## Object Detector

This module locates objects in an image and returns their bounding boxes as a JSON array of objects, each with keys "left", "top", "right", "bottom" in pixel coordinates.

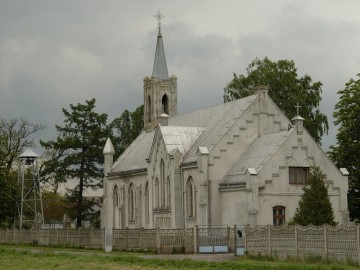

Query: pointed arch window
[
  {"left": 160, "top": 159, "right": 165, "bottom": 207},
  {"left": 129, "top": 184, "right": 136, "bottom": 221},
  {"left": 166, "top": 176, "right": 171, "bottom": 207},
  {"left": 113, "top": 186, "right": 119, "bottom": 208},
  {"left": 147, "top": 95, "right": 152, "bottom": 123},
  {"left": 186, "top": 176, "right": 197, "bottom": 218},
  {"left": 162, "top": 94, "right": 169, "bottom": 115},
  {"left": 154, "top": 178, "right": 160, "bottom": 208},
  {"left": 145, "top": 182, "right": 149, "bottom": 221}
]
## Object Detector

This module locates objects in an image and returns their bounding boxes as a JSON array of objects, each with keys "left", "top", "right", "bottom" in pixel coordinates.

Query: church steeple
[{"left": 143, "top": 11, "right": 177, "bottom": 132}]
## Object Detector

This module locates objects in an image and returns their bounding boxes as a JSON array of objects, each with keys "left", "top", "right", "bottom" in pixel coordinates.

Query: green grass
[{"left": 0, "top": 246, "right": 358, "bottom": 270}]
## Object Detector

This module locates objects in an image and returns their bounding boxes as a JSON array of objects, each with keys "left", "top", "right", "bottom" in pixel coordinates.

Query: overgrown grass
[{"left": 0, "top": 246, "right": 358, "bottom": 270}]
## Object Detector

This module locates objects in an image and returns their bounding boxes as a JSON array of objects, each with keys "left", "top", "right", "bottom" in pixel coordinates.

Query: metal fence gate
[{"left": 197, "top": 225, "right": 229, "bottom": 253}]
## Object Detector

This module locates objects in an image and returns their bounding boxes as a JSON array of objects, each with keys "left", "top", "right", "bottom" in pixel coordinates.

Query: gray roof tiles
[
  {"left": 222, "top": 129, "right": 293, "bottom": 184},
  {"left": 111, "top": 95, "right": 257, "bottom": 174}
]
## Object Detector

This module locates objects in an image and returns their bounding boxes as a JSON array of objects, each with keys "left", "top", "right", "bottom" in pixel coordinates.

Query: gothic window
[
  {"left": 186, "top": 176, "right": 196, "bottom": 218},
  {"left": 129, "top": 183, "right": 136, "bottom": 221},
  {"left": 289, "top": 167, "right": 309, "bottom": 184},
  {"left": 166, "top": 176, "right": 171, "bottom": 207},
  {"left": 145, "top": 182, "right": 149, "bottom": 221},
  {"left": 273, "top": 205, "right": 286, "bottom": 226},
  {"left": 147, "top": 95, "right": 152, "bottom": 123},
  {"left": 113, "top": 186, "right": 119, "bottom": 207},
  {"left": 160, "top": 159, "right": 165, "bottom": 207},
  {"left": 154, "top": 178, "right": 160, "bottom": 208},
  {"left": 162, "top": 94, "right": 169, "bottom": 115}
]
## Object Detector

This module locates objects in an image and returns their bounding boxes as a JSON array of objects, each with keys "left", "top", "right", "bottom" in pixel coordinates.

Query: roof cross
[
  {"left": 295, "top": 102, "right": 301, "bottom": 116},
  {"left": 154, "top": 10, "right": 164, "bottom": 34}
]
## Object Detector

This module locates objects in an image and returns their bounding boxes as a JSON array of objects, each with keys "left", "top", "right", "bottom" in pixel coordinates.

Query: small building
[{"left": 101, "top": 26, "right": 349, "bottom": 230}]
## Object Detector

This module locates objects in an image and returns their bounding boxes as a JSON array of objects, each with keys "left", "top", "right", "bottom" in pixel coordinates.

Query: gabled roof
[
  {"left": 221, "top": 129, "right": 294, "bottom": 185},
  {"left": 111, "top": 131, "right": 154, "bottom": 174},
  {"left": 160, "top": 126, "right": 205, "bottom": 155},
  {"left": 111, "top": 94, "right": 257, "bottom": 174}
]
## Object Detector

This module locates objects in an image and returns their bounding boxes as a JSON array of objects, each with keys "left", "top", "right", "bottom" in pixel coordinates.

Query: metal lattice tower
[{"left": 18, "top": 148, "right": 44, "bottom": 229}]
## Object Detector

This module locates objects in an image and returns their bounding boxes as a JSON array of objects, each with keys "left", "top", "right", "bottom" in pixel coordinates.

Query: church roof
[
  {"left": 221, "top": 129, "right": 294, "bottom": 184},
  {"left": 110, "top": 94, "right": 257, "bottom": 174},
  {"left": 160, "top": 126, "right": 205, "bottom": 155},
  {"left": 152, "top": 33, "right": 169, "bottom": 80}
]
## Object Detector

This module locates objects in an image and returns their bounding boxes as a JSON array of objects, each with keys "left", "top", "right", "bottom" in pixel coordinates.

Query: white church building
[{"left": 101, "top": 25, "right": 349, "bottom": 230}]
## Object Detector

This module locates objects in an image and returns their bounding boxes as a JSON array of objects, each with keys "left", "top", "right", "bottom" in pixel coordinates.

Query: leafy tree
[
  {"left": 40, "top": 98, "right": 108, "bottom": 228},
  {"left": 328, "top": 74, "right": 360, "bottom": 221},
  {"left": 110, "top": 104, "right": 144, "bottom": 159},
  {"left": 224, "top": 57, "right": 328, "bottom": 144},
  {"left": 0, "top": 118, "right": 45, "bottom": 170},
  {"left": 290, "top": 167, "right": 336, "bottom": 226},
  {"left": 42, "top": 191, "right": 66, "bottom": 227}
]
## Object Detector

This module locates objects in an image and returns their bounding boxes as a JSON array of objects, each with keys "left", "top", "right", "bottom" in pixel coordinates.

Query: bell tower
[{"left": 143, "top": 11, "right": 177, "bottom": 132}]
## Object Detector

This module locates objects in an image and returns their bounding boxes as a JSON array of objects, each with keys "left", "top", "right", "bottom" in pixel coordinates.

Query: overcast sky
[{"left": 1, "top": 0, "right": 360, "bottom": 153}]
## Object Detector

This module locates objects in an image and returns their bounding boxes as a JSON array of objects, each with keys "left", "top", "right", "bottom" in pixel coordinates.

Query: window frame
[
  {"left": 289, "top": 167, "right": 309, "bottom": 185},
  {"left": 273, "top": 205, "right": 286, "bottom": 226}
]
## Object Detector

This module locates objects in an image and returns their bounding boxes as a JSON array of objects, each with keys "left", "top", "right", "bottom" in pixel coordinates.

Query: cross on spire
[
  {"left": 154, "top": 10, "right": 164, "bottom": 34},
  {"left": 295, "top": 102, "right": 301, "bottom": 116}
]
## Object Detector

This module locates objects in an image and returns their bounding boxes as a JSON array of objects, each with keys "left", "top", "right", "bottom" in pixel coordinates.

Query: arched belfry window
[
  {"left": 186, "top": 176, "right": 197, "bottom": 218},
  {"left": 147, "top": 95, "right": 152, "bottom": 123},
  {"left": 162, "top": 94, "right": 169, "bottom": 115}
]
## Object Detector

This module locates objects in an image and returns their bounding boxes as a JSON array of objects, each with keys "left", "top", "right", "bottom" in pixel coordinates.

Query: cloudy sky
[{"left": 1, "top": 0, "right": 360, "bottom": 153}]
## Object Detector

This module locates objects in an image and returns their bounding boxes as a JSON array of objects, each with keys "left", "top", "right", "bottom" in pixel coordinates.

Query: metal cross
[
  {"left": 154, "top": 10, "right": 165, "bottom": 34},
  {"left": 295, "top": 102, "right": 301, "bottom": 116}
]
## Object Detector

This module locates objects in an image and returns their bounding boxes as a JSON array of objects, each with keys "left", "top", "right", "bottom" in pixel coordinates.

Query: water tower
[{"left": 18, "top": 148, "right": 44, "bottom": 229}]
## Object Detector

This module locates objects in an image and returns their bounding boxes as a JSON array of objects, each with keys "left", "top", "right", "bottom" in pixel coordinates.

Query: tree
[
  {"left": 0, "top": 118, "right": 45, "bottom": 170},
  {"left": 40, "top": 98, "right": 108, "bottom": 228},
  {"left": 110, "top": 104, "right": 144, "bottom": 159},
  {"left": 290, "top": 167, "right": 336, "bottom": 226},
  {"left": 328, "top": 74, "right": 360, "bottom": 221},
  {"left": 42, "top": 191, "right": 66, "bottom": 227},
  {"left": 224, "top": 57, "right": 328, "bottom": 144}
]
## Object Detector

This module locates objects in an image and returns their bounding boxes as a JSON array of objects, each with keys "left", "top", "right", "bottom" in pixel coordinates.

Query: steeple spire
[{"left": 152, "top": 10, "right": 169, "bottom": 80}]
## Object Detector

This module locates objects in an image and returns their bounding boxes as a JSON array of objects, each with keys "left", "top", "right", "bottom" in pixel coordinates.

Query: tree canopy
[
  {"left": 224, "top": 57, "right": 328, "bottom": 144},
  {"left": 40, "top": 98, "right": 108, "bottom": 228},
  {"left": 328, "top": 74, "right": 360, "bottom": 221},
  {"left": 290, "top": 167, "right": 336, "bottom": 226},
  {"left": 110, "top": 104, "right": 144, "bottom": 159}
]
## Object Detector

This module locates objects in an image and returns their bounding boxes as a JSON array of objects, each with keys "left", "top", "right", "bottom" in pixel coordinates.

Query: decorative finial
[
  {"left": 154, "top": 10, "right": 165, "bottom": 34},
  {"left": 295, "top": 102, "right": 301, "bottom": 116}
]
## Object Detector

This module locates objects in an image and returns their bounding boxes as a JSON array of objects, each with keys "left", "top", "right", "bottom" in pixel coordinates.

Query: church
[{"left": 101, "top": 24, "right": 349, "bottom": 230}]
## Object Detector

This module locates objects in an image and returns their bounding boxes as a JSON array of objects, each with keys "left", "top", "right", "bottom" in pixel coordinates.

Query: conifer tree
[{"left": 290, "top": 167, "right": 336, "bottom": 226}]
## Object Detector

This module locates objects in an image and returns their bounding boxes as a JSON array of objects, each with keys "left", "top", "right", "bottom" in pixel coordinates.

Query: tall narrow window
[
  {"left": 129, "top": 184, "right": 135, "bottom": 221},
  {"left": 113, "top": 186, "right": 119, "bottom": 208},
  {"left": 273, "top": 206, "right": 285, "bottom": 226},
  {"left": 154, "top": 178, "right": 160, "bottom": 208},
  {"left": 162, "top": 94, "right": 169, "bottom": 115},
  {"left": 166, "top": 176, "right": 171, "bottom": 207},
  {"left": 145, "top": 182, "right": 149, "bottom": 221},
  {"left": 187, "top": 177, "right": 196, "bottom": 218},
  {"left": 160, "top": 159, "right": 165, "bottom": 207},
  {"left": 147, "top": 95, "right": 152, "bottom": 123},
  {"left": 289, "top": 167, "right": 309, "bottom": 184}
]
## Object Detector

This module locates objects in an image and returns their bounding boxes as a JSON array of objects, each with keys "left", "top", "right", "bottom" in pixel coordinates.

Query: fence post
[
  {"left": 57, "top": 229, "right": 59, "bottom": 246},
  {"left": 5, "top": 228, "right": 8, "bottom": 243},
  {"left": 141, "top": 227, "right": 144, "bottom": 249},
  {"left": 357, "top": 225, "right": 360, "bottom": 267},
  {"left": 125, "top": 227, "right": 129, "bottom": 251},
  {"left": 193, "top": 225, "right": 198, "bottom": 254},
  {"left": 295, "top": 225, "right": 298, "bottom": 259},
  {"left": 324, "top": 225, "right": 328, "bottom": 262},
  {"left": 268, "top": 225, "right": 271, "bottom": 257},
  {"left": 156, "top": 227, "right": 161, "bottom": 254},
  {"left": 66, "top": 227, "right": 69, "bottom": 245},
  {"left": 244, "top": 225, "right": 248, "bottom": 254},
  {"left": 234, "top": 225, "right": 237, "bottom": 256},
  {"left": 89, "top": 228, "right": 92, "bottom": 249},
  {"left": 78, "top": 227, "right": 81, "bottom": 247}
]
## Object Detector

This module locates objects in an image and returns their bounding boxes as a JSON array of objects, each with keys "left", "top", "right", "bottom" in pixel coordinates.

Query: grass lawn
[{"left": 0, "top": 245, "right": 358, "bottom": 270}]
